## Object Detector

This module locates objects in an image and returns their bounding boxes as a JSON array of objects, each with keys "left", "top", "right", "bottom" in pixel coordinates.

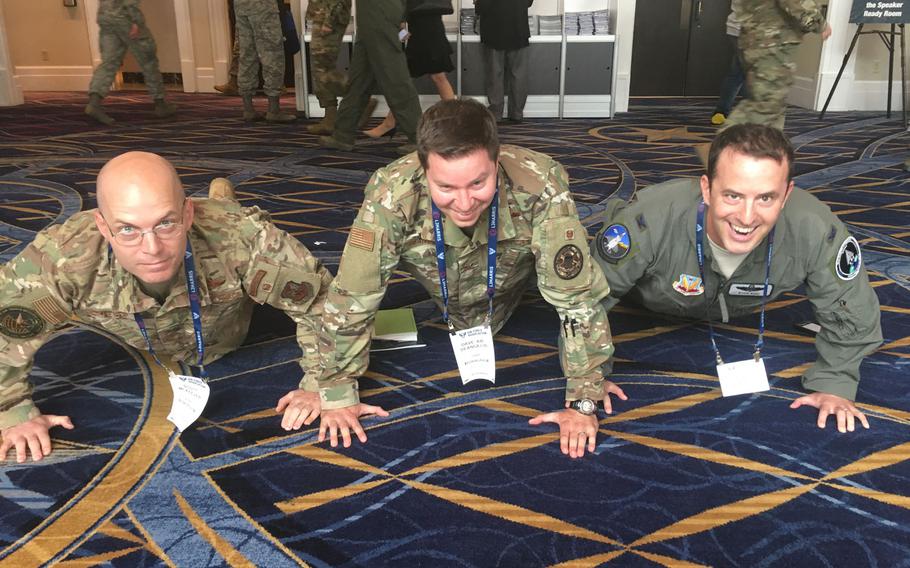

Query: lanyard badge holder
[
  {"left": 695, "top": 203, "right": 772, "bottom": 397},
  {"left": 432, "top": 190, "right": 499, "bottom": 385},
  {"left": 134, "top": 240, "right": 211, "bottom": 431}
]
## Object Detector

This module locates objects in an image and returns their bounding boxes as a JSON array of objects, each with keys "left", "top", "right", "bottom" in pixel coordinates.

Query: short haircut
[
  {"left": 417, "top": 98, "right": 499, "bottom": 170},
  {"left": 707, "top": 124, "right": 795, "bottom": 182}
]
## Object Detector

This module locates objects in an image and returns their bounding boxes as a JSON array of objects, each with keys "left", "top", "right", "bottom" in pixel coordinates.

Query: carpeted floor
[{"left": 1, "top": 92, "right": 909, "bottom": 567}]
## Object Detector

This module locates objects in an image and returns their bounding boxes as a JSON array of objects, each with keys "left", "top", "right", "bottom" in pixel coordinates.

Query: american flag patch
[
  {"left": 349, "top": 227, "right": 375, "bottom": 251},
  {"left": 32, "top": 296, "right": 68, "bottom": 325}
]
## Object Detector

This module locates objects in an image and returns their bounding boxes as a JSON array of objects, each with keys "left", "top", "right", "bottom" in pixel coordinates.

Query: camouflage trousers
[
  {"left": 309, "top": 11, "right": 350, "bottom": 108},
  {"left": 724, "top": 43, "right": 798, "bottom": 131},
  {"left": 88, "top": 20, "right": 165, "bottom": 99},
  {"left": 235, "top": 2, "right": 285, "bottom": 97}
]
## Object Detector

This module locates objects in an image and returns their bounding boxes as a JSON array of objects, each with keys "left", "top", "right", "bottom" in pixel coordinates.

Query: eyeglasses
[{"left": 101, "top": 204, "right": 186, "bottom": 246}]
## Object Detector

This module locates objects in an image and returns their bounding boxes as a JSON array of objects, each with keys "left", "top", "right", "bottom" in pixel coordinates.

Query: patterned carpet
[{"left": 1, "top": 92, "right": 909, "bottom": 567}]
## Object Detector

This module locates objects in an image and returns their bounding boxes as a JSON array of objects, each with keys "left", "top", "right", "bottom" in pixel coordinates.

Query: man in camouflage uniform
[
  {"left": 305, "top": 0, "right": 352, "bottom": 134},
  {"left": 85, "top": 0, "right": 177, "bottom": 125},
  {"left": 307, "top": 99, "right": 625, "bottom": 459},
  {"left": 724, "top": 0, "right": 831, "bottom": 130},
  {"left": 234, "top": 0, "right": 295, "bottom": 122},
  {"left": 592, "top": 124, "right": 882, "bottom": 433},
  {"left": 0, "top": 152, "right": 331, "bottom": 463}
]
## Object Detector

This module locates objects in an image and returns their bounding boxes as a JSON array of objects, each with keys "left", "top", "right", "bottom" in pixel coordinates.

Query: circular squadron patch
[
  {"left": 0, "top": 306, "right": 45, "bottom": 339},
  {"left": 835, "top": 236, "right": 862, "bottom": 281},
  {"left": 554, "top": 244, "right": 584, "bottom": 280},
  {"left": 597, "top": 224, "right": 630, "bottom": 263}
]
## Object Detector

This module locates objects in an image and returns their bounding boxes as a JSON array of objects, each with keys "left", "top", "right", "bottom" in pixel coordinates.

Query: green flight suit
[
  {"left": 0, "top": 199, "right": 331, "bottom": 430},
  {"left": 318, "top": 145, "right": 615, "bottom": 409},
  {"left": 591, "top": 178, "right": 882, "bottom": 401}
]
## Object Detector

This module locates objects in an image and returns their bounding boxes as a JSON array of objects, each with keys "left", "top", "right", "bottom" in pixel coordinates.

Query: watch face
[{"left": 574, "top": 399, "right": 596, "bottom": 415}]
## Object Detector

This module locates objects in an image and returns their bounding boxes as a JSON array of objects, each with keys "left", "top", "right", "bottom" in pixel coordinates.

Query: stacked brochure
[{"left": 371, "top": 308, "right": 426, "bottom": 352}]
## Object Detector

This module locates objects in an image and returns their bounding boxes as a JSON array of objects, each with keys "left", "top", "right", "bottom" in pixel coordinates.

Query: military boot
[
  {"left": 306, "top": 106, "right": 337, "bottom": 135},
  {"left": 265, "top": 96, "right": 296, "bottom": 123},
  {"left": 319, "top": 135, "right": 354, "bottom": 151},
  {"left": 208, "top": 177, "right": 236, "bottom": 200},
  {"left": 214, "top": 81, "right": 239, "bottom": 96},
  {"left": 153, "top": 98, "right": 177, "bottom": 118},
  {"left": 84, "top": 93, "right": 115, "bottom": 125},
  {"left": 242, "top": 95, "right": 262, "bottom": 122}
]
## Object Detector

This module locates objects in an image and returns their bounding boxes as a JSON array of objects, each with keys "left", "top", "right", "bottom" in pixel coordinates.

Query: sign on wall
[{"left": 850, "top": 1, "right": 909, "bottom": 23}]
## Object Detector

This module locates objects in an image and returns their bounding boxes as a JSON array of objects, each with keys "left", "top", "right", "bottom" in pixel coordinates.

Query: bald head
[{"left": 96, "top": 151, "right": 184, "bottom": 214}]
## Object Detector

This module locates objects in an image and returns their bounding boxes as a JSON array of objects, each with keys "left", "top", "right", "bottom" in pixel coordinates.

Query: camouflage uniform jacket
[
  {"left": 97, "top": 0, "right": 146, "bottom": 26},
  {"left": 591, "top": 178, "right": 882, "bottom": 401},
  {"left": 0, "top": 199, "right": 331, "bottom": 430},
  {"left": 305, "top": 0, "right": 351, "bottom": 29},
  {"left": 318, "top": 145, "right": 614, "bottom": 409},
  {"left": 734, "top": 0, "right": 826, "bottom": 47}
]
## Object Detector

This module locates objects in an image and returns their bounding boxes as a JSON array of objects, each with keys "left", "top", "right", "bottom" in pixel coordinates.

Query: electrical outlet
[
  {"left": 40, "top": 50, "right": 49, "bottom": 62},
  {"left": 871, "top": 59, "right": 881, "bottom": 75}
]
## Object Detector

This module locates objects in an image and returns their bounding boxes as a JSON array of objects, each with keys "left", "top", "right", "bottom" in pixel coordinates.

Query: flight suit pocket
[
  {"left": 336, "top": 222, "right": 384, "bottom": 294},
  {"left": 540, "top": 217, "right": 593, "bottom": 291}
]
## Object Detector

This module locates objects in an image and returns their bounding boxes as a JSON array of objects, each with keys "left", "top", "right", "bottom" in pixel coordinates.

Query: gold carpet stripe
[
  {"left": 494, "top": 335, "right": 560, "bottom": 349},
  {"left": 632, "top": 484, "right": 816, "bottom": 546},
  {"left": 276, "top": 479, "right": 392, "bottom": 514},
  {"left": 613, "top": 325, "right": 688, "bottom": 343},
  {"left": 474, "top": 398, "right": 543, "bottom": 418},
  {"left": 603, "top": 391, "right": 721, "bottom": 425},
  {"left": 881, "top": 304, "right": 910, "bottom": 314},
  {"left": 96, "top": 522, "right": 145, "bottom": 546},
  {"left": 403, "top": 480, "right": 620, "bottom": 546},
  {"left": 879, "top": 335, "right": 910, "bottom": 350},
  {"left": 123, "top": 505, "right": 177, "bottom": 567},
  {"left": 2, "top": 351, "right": 175, "bottom": 568},
  {"left": 823, "top": 441, "right": 910, "bottom": 480},
  {"left": 631, "top": 550, "right": 711, "bottom": 567},
  {"left": 54, "top": 546, "right": 143, "bottom": 566},
  {"left": 772, "top": 362, "right": 812, "bottom": 379},
  {"left": 285, "top": 445, "right": 389, "bottom": 477},
  {"left": 659, "top": 371, "right": 718, "bottom": 381},
  {"left": 855, "top": 402, "right": 910, "bottom": 422},
  {"left": 173, "top": 489, "right": 256, "bottom": 568},
  {"left": 824, "top": 482, "right": 910, "bottom": 510},
  {"left": 548, "top": 550, "right": 627, "bottom": 567},
  {"left": 406, "top": 433, "right": 558, "bottom": 474},
  {"left": 603, "top": 430, "right": 814, "bottom": 480},
  {"left": 415, "top": 352, "right": 557, "bottom": 384}
]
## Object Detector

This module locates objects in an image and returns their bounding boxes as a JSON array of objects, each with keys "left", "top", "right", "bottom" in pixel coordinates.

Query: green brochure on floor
[{"left": 371, "top": 307, "right": 426, "bottom": 352}]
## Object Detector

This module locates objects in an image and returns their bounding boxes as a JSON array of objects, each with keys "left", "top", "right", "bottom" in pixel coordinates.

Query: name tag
[
  {"left": 449, "top": 324, "right": 496, "bottom": 385},
  {"left": 728, "top": 283, "right": 774, "bottom": 297},
  {"left": 717, "top": 357, "right": 770, "bottom": 397},
  {"left": 167, "top": 371, "right": 210, "bottom": 432}
]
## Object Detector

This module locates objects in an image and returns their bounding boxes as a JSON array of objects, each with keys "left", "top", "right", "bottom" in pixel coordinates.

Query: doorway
[{"left": 630, "top": 0, "right": 733, "bottom": 96}]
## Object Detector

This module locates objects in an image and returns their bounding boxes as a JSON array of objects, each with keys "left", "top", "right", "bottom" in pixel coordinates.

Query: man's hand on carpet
[
  {"left": 790, "top": 392, "right": 869, "bottom": 433},
  {"left": 276, "top": 389, "right": 322, "bottom": 431},
  {"left": 319, "top": 404, "right": 390, "bottom": 448},
  {"left": 601, "top": 380, "right": 628, "bottom": 414},
  {"left": 1, "top": 414, "right": 74, "bottom": 463},
  {"left": 529, "top": 409, "right": 600, "bottom": 459}
]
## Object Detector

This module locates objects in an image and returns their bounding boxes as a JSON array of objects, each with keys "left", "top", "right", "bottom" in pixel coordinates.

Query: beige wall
[
  {"left": 2, "top": 0, "right": 92, "bottom": 67},
  {"left": 854, "top": 24, "right": 909, "bottom": 80}
]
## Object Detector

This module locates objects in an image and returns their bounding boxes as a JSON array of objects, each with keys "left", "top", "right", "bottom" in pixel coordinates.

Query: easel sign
[{"left": 820, "top": 1, "right": 907, "bottom": 126}]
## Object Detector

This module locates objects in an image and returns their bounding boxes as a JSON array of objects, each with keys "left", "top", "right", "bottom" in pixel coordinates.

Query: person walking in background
[
  {"left": 711, "top": 6, "right": 745, "bottom": 126},
  {"left": 305, "top": 0, "right": 354, "bottom": 134},
  {"left": 364, "top": 0, "right": 456, "bottom": 139},
  {"left": 724, "top": 0, "right": 830, "bottom": 130},
  {"left": 475, "top": 0, "right": 533, "bottom": 123},
  {"left": 84, "top": 0, "right": 177, "bottom": 125},
  {"left": 234, "top": 0, "right": 296, "bottom": 122}
]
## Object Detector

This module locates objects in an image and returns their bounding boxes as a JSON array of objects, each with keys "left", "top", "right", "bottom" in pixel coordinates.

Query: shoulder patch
[
  {"left": 32, "top": 296, "right": 68, "bottom": 325},
  {"left": 554, "top": 244, "right": 584, "bottom": 280},
  {"left": 596, "top": 224, "right": 631, "bottom": 263},
  {"left": 0, "top": 306, "right": 45, "bottom": 339},
  {"left": 349, "top": 226, "right": 375, "bottom": 252},
  {"left": 835, "top": 236, "right": 862, "bottom": 281},
  {"left": 280, "top": 280, "right": 314, "bottom": 303}
]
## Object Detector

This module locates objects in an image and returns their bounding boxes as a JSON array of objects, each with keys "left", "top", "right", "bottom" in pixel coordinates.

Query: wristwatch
[{"left": 569, "top": 398, "right": 597, "bottom": 415}]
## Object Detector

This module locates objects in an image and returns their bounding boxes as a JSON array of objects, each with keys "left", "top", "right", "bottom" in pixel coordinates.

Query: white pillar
[{"left": 0, "top": 0, "right": 24, "bottom": 106}]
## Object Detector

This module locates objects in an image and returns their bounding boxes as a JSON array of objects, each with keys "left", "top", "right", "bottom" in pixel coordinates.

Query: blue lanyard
[
  {"left": 133, "top": 239, "right": 208, "bottom": 378},
  {"left": 431, "top": 190, "right": 499, "bottom": 332},
  {"left": 695, "top": 202, "right": 774, "bottom": 364}
]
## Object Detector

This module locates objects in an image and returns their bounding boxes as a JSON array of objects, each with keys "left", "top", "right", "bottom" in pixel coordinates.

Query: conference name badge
[
  {"left": 449, "top": 323, "right": 496, "bottom": 385},
  {"left": 716, "top": 357, "right": 770, "bottom": 397},
  {"left": 167, "top": 370, "right": 210, "bottom": 432}
]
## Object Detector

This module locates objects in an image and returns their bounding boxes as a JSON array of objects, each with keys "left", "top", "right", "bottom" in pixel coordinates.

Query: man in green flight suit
[
  {"left": 0, "top": 152, "right": 331, "bottom": 463},
  {"left": 592, "top": 124, "right": 882, "bottom": 433},
  {"left": 292, "top": 99, "right": 625, "bottom": 459}
]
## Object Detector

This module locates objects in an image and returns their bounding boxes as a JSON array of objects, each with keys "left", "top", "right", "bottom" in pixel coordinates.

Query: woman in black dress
[{"left": 364, "top": 7, "right": 455, "bottom": 138}]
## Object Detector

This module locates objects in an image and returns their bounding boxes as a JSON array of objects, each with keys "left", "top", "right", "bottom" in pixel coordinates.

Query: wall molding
[
  {"left": 788, "top": 75, "right": 818, "bottom": 110},
  {"left": 14, "top": 66, "right": 94, "bottom": 92}
]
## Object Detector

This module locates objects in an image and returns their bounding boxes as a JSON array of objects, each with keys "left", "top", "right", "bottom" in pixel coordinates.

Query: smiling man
[
  {"left": 592, "top": 124, "right": 882, "bottom": 432},
  {"left": 0, "top": 151, "right": 331, "bottom": 462},
  {"left": 304, "top": 98, "right": 624, "bottom": 458}
]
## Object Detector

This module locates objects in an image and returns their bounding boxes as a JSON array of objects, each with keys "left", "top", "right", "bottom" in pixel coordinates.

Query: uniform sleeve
[
  {"left": 531, "top": 162, "right": 615, "bottom": 401},
  {"left": 0, "top": 239, "right": 75, "bottom": 430},
  {"left": 315, "top": 172, "right": 407, "bottom": 409},
  {"left": 776, "top": 0, "right": 825, "bottom": 34},
  {"left": 239, "top": 208, "right": 333, "bottom": 392},
  {"left": 803, "top": 224, "right": 882, "bottom": 400},
  {"left": 590, "top": 197, "right": 657, "bottom": 312}
]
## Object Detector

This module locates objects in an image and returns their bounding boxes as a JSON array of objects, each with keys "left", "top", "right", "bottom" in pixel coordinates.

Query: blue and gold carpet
[{"left": 1, "top": 93, "right": 909, "bottom": 567}]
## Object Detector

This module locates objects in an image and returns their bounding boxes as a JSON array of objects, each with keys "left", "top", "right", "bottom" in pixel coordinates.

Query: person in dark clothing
[{"left": 475, "top": 0, "right": 533, "bottom": 122}]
